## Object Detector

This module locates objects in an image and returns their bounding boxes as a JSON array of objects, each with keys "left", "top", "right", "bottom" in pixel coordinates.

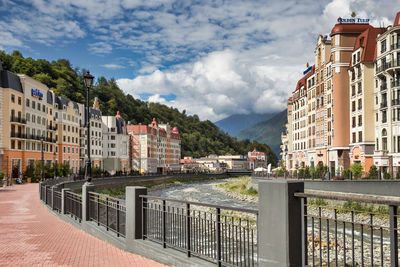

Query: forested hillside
[{"left": 0, "top": 51, "right": 278, "bottom": 165}]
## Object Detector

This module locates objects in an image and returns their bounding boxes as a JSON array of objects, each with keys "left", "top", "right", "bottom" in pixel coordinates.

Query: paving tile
[{"left": 0, "top": 184, "right": 166, "bottom": 267}]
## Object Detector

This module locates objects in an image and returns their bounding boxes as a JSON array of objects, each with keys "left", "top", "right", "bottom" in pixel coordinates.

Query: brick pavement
[{"left": 0, "top": 183, "right": 166, "bottom": 267}]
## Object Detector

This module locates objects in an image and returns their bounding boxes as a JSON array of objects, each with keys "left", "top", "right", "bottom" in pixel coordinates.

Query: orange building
[{"left": 0, "top": 66, "right": 58, "bottom": 179}]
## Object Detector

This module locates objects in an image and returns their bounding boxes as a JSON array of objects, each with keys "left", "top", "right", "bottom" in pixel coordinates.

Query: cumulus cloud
[{"left": 1, "top": 0, "right": 399, "bottom": 121}]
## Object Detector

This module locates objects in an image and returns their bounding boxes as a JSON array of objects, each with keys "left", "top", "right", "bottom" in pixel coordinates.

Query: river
[{"left": 149, "top": 179, "right": 257, "bottom": 210}]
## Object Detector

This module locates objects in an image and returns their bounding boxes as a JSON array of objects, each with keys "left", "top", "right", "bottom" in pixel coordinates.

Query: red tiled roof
[
  {"left": 330, "top": 23, "right": 373, "bottom": 36},
  {"left": 352, "top": 27, "right": 386, "bottom": 65},
  {"left": 394, "top": 12, "right": 400, "bottom": 26},
  {"left": 294, "top": 65, "right": 315, "bottom": 96}
]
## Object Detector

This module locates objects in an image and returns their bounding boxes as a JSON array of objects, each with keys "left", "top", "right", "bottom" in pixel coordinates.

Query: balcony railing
[
  {"left": 380, "top": 83, "right": 387, "bottom": 91},
  {"left": 10, "top": 116, "right": 26, "bottom": 124},
  {"left": 392, "top": 99, "right": 400, "bottom": 106},
  {"left": 391, "top": 43, "right": 400, "bottom": 50},
  {"left": 392, "top": 80, "right": 400, "bottom": 88},
  {"left": 10, "top": 132, "right": 26, "bottom": 138}
]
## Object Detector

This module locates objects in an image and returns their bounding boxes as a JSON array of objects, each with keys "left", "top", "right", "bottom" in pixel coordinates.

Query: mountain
[
  {"left": 215, "top": 113, "right": 276, "bottom": 136},
  {"left": 0, "top": 50, "right": 279, "bottom": 166},
  {"left": 235, "top": 109, "right": 287, "bottom": 157}
]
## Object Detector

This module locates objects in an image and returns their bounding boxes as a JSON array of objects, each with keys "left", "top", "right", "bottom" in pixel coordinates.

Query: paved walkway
[{"left": 0, "top": 183, "right": 166, "bottom": 267}]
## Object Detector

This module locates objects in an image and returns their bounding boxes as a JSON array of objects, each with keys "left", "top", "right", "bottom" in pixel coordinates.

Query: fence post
[
  {"left": 62, "top": 188, "right": 71, "bottom": 214},
  {"left": 51, "top": 186, "right": 55, "bottom": 210},
  {"left": 258, "top": 180, "right": 304, "bottom": 267},
  {"left": 82, "top": 182, "right": 95, "bottom": 221},
  {"left": 389, "top": 205, "right": 399, "bottom": 267},
  {"left": 39, "top": 182, "right": 42, "bottom": 200},
  {"left": 126, "top": 186, "right": 147, "bottom": 240}
]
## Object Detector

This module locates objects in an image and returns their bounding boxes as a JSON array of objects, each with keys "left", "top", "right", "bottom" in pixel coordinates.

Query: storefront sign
[{"left": 31, "top": 88, "right": 43, "bottom": 100}]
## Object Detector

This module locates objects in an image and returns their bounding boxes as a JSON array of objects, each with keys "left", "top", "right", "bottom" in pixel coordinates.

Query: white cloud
[
  {"left": 102, "top": 63, "right": 125, "bottom": 69},
  {"left": 89, "top": 42, "right": 113, "bottom": 55}
]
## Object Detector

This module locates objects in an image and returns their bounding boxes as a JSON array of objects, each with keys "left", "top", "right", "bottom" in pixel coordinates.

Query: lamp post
[
  {"left": 83, "top": 71, "right": 94, "bottom": 183},
  {"left": 40, "top": 138, "right": 44, "bottom": 181}
]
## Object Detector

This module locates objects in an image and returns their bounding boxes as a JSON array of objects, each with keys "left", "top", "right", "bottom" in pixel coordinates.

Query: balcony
[
  {"left": 10, "top": 116, "right": 26, "bottom": 124},
  {"left": 392, "top": 99, "right": 400, "bottom": 106},
  {"left": 392, "top": 80, "right": 400, "bottom": 88},
  {"left": 47, "top": 125, "right": 57, "bottom": 131},
  {"left": 380, "top": 83, "right": 387, "bottom": 91},
  {"left": 391, "top": 43, "right": 400, "bottom": 50},
  {"left": 10, "top": 132, "right": 26, "bottom": 139},
  {"left": 380, "top": 101, "right": 388, "bottom": 108}
]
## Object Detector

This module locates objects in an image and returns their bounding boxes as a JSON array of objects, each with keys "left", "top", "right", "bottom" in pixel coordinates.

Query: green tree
[
  {"left": 350, "top": 163, "right": 363, "bottom": 179},
  {"left": 368, "top": 165, "right": 378, "bottom": 179}
]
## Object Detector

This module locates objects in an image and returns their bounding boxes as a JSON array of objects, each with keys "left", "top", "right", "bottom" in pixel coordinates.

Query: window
[
  {"left": 26, "top": 99, "right": 30, "bottom": 107},
  {"left": 42, "top": 105, "right": 45, "bottom": 112},
  {"left": 352, "top": 101, "right": 356, "bottom": 112},
  {"left": 358, "top": 99, "right": 362, "bottom": 110},
  {"left": 352, "top": 132, "right": 356, "bottom": 143},
  {"left": 32, "top": 115, "right": 36, "bottom": 123},
  {"left": 381, "top": 40, "right": 387, "bottom": 53},
  {"left": 358, "top": 115, "right": 362, "bottom": 126},
  {"left": 11, "top": 140, "right": 15, "bottom": 149},
  {"left": 11, "top": 94, "right": 15, "bottom": 103},
  {"left": 352, "top": 117, "right": 356, "bottom": 127},
  {"left": 38, "top": 103, "right": 41, "bottom": 111},
  {"left": 18, "top": 97, "right": 21, "bottom": 105},
  {"left": 358, "top": 132, "right": 362, "bottom": 142},
  {"left": 32, "top": 101, "right": 36, "bottom": 109}
]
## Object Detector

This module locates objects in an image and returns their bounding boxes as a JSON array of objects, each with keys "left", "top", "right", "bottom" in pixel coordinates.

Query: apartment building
[
  {"left": 54, "top": 96, "right": 82, "bottom": 174},
  {"left": 282, "top": 15, "right": 387, "bottom": 176},
  {"left": 291, "top": 66, "right": 314, "bottom": 169},
  {"left": 79, "top": 97, "right": 103, "bottom": 169},
  {"left": 373, "top": 13, "right": 400, "bottom": 177},
  {"left": 127, "top": 118, "right": 181, "bottom": 174},
  {"left": 348, "top": 27, "right": 386, "bottom": 173},
  {"left": 102, "top": 111, "right": 129, "bottom": 174}
]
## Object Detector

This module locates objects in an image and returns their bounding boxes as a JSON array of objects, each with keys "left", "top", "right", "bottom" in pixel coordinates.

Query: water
[{"left": 150, "top": 179, "right": 257, "bottom": 210}]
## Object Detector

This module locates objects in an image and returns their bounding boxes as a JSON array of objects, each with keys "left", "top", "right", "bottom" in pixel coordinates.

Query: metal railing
[
  {"left": 53, "top": 190, "right": 62, "bottom": 212},
  {"left": 141, "top": 195, "right": 258, "bottom": 266},
  {"left": 10, "top": 116, "right": 26, "bottom": 124},
  {"left": 45, "top": 186, "right": 52, "bottom": 206},
  {"left": 65, "top": 191, "right": 82, "bottom": 222},
  {"left": 88, "top": 192, "right": 126, "bottom": 237},
  {"left": 295, "top": 191, "right": 400, "bottom": 267}
]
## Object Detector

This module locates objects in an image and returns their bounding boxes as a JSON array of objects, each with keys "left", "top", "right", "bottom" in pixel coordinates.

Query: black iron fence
[
  {"left": 65, "top": 191, "right": 82, "bottom": 222},
  {"left": 295, "top": 192, "right": 400, "bottom": 266},
  {"left": 45, "top": 186, "right": 52, "bottom": 206},
  {"left": 140, "top": 195, "right": 258, "bottom": 267},
  {"left": 53, "top": 190, "right": 62, "bottom": 212},
  {"left": 88, "top": 192, "right": 126, "bottom": 237}
]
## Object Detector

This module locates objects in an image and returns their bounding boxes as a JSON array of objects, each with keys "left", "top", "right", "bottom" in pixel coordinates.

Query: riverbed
[{"left": 149, "top": 179, "right": 257, "bottom": 210}]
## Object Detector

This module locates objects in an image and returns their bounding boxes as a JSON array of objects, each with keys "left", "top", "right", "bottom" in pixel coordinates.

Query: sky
[{"left": 0, "top": 0, "right": 398, "bottom": 122}]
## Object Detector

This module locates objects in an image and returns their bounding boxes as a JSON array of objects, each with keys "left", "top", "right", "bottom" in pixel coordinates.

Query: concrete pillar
[
  {"left": 61, "top": 188, "right": 71, "bottom": 214},
  {"left": 258, "top": 180, "right": 304, "bottom": 267},
  {"left": 82, "top": 182, "right": 95, "bottom": 221},
  {"left": 126, "top": 186, "right": 147, "bottom": 240}
]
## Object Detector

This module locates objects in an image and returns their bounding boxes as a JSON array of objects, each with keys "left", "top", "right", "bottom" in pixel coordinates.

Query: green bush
[
  {"left": 309, "top": 198, "right": 328, "bottom": 206},
  {"left": 368, "top": 165, "right": 378, "bottom": 179},
  {"left": 342, "top": 169, "right": 351, "bottom": 179},
  {"left": 384, "top": 172, "right": 391, "bottom": 180}
]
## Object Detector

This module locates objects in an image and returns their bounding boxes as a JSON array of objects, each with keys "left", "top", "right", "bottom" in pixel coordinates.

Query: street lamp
[{"left": 83, "top": 71, "right": 94, "bottom": 182}]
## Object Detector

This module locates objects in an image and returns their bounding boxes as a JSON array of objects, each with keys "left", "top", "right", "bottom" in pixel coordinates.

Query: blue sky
[{"left": 0, "top": 0, "right": 398, "bottom": 121}]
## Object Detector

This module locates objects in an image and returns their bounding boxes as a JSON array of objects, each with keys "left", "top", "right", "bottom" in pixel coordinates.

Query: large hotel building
[
  {"left": 0, "top": 63, "right": 181, "bottom": 178},
  {"left": 282, "top": 12, "right": 400, "bottom": 177}
]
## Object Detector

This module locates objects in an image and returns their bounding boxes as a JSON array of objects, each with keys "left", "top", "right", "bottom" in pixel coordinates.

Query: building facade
[
  {"left": 127, "top": 118, "right": 181, "bottom": 174},
  {"left": 373, "top": 13, "right": 400, "bottom": 177},
  {"left": 102, "top": 111, "right": 129, "bottom": 174}
]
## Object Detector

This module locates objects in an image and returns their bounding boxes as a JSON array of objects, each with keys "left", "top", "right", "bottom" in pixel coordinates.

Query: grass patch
[{"left": 217, "top": 176, "right": 258, "bottom": 197}]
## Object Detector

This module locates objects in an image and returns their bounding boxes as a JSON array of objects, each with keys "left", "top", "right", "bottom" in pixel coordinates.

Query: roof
[
  {"left": 294, "top": 65, "right": 315, "bottom": 98},
  {"left": 330, "top": 23, "right": 373, "bottom": 36},
  {"left": 55, "top": 96, "right": 79, "bottom": 111},
  {"left": 0, "top": 69, "right": 23, "bottom": 93},
  {"left": 394, "top": 12, "right": 400, "bottom": 27},
  {"left": 351, "top": 27, "right": 386, "bottom": 65},
  {"left": 47, "top": 91, "right": 53, "bottom": 105}
]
